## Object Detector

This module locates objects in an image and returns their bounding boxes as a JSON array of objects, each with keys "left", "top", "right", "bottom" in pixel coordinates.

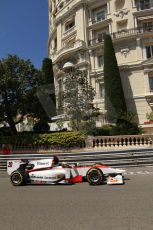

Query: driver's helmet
[{"left": 52, "top": 156, "right": 59, "bottom": 166}]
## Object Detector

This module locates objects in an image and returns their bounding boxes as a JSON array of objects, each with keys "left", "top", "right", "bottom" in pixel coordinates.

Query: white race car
[{"left": 7, "top": 156, "right": 125, "bottom": 186}]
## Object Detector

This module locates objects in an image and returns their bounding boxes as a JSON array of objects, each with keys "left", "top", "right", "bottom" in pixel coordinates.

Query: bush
[
  {"left": 0, "top": 131, "right": 86, "bottom": 148},
  {"left": 0, "top": 127, "right": 13, "bottom": 136},
  {"left": 110, "top": 122, "right": 142, "bottom": 135},
  {"left": 33, "top": 121, "right": 50, "bottom": 133},
  {"left": 93, "top": 124, "right": 113, "bottom": 136},
  {"left": 93, "top": 122, "right": 142, "bottom": 136}
]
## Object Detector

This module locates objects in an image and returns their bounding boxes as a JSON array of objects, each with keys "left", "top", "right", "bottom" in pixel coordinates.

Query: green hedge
[{"left": 0, "top": 131, "right": 86, "bottom": 148}]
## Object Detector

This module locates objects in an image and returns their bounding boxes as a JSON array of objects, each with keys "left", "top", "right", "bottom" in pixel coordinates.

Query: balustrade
[{"left": 86, "top": 135, "right": 153, "bottom": 149}]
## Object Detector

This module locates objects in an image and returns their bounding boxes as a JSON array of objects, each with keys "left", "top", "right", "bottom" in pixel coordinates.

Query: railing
[
  {"left": 88, "top": 25, "right": 153, "bottom": 46},
  {"left": 88, "top": 37, "right": 105, "bottom": 46},
  {"left": 56, "top": 39, "right": 86, "bottom": 57},
  {"left": 63, "top": 25, "right": 76, "bottom": 37},
  {"left": 2, "top": 148, "right": 153, "bottom": 172},
  {"left": 85, "top": 135, "right": 152, "bottom": 149},
  {"left": 90, "top": 14, "right": 107, "bottom": 25}
]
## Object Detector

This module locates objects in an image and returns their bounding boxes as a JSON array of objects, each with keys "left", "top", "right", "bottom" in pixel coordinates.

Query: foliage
[
  {"left": 110, "top": 122, "right": 142, "bottom": 135},
  {"left": 93, "top": 124, "right": 114, "bottom": 136},
  {"left": 118, "top": 111, "right": 139, "bottom": 124},
  {"left": 146, "top": 112, "right": 153, "bottom": 121},
  {"left": 42, "top": 58, "right": 54, "bottom": 84},
  {"left": 56, "top": 119, "right": 64, "bottom": 131},
  {"left": 104, "top": 35, "right": 127, "bottom": 122},
  {"left": 39, "top": 58, "right": 56, "bottom": 118},
  {"left": 33, "top": 121, "right": 50, "bottom": 133},
  {"left": 113, "top": 111, "right": 141, "bottom": 135},
  {"left": 92, "top": 110, "right": 140, "bottom": 137},
  {"left": 0, "top": 126, "right": 13, "bottom": 136},
  {"left": 0, "top": 131, "right": 86, "bottom": 148},
  {"left": 0, "top": 55, "right": 48, "bottom": 134},
  {"left": 63, "top": 69, "right": 96, "bottom": 134}
]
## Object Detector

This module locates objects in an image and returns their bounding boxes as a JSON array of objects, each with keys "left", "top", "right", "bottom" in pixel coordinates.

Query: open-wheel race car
[{"left": 7, "top": 156, "right": 125, "bottom": 186}]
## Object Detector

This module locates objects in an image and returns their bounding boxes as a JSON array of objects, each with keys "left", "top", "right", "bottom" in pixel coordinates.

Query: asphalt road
[{"left": 0, "top": 169, "right": 153, "bottom": 230}]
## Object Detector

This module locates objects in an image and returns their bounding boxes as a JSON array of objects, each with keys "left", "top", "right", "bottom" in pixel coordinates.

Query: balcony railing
[
  {"left": 88, "top": 25, "right": 153, "bottom": 46},
  {"left": 63, "top": 25, "right": 76, "bottom": 37},
  {"left": 137, "top": 2, "right": 153, "bottom": 11},
  {"left": 91, "top": 13, "right": 107, "bottom": 24},
  {"left": 56, "top": 40, "right": 86, "bottom": 58},
  {"left": 88, "top": 36, "right": 105, "bottom": 46}
]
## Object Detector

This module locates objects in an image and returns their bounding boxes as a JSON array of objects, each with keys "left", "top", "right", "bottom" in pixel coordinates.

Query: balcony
[
  {"left": 88, "top": 35, "right": 105, "bottom": 46},
  {"left": 92, "top": 13, "right": 107, "bottom": 24},
  {"left": 113, "top": 25, "right": 153, "bottom": 39},
  {"left": 88, "top": 13, "right": 109, "bottom": 28},
  {"left": 52, "top": 40, "right": 87, "bottom": 61},
  {"left": 137, "top": 2, "right": 153, "bottom": 11},
  {"left": 63, "top": 25, "right": 76, "bottom": 38},
  {"left": 88, "top": 25, "right": 153, "bottom": 47}
]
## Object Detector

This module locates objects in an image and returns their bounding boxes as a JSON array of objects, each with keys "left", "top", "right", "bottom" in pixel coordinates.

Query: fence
[
  {"left": 1, "top": 147, "right": 153, "bottom": 172},
  {"left": 85, "top": 135, "right": 152, "bottom": 149}
]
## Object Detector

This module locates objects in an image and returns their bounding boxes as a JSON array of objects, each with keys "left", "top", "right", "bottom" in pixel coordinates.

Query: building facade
[{"left": 48, "top": 0, "right": 153, "bottom": 126}]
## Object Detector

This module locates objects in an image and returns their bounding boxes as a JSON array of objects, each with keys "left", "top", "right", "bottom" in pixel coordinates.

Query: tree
[
  {"left": 63, "top": 69, "right": 96, "bottom": 134},
  {"left": 104, "top": 34, "right": 127, "bottom": 122},
  {"left": 38, "top": 58, "right": 56, "bottom": 119},
  {"left": 42, "top": 58, "right": 54, "bottom": 84},
  {"left": 0, "top": 55, "right": 48, "bottom": 134}
]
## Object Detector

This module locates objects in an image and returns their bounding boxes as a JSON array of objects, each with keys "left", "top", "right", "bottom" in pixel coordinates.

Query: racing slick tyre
[
  {"left": 10, "top": 169, "right": 27, "bottom": 186},
  {"left": 86, "top": 168, "right": 104, "bottom": 185}
]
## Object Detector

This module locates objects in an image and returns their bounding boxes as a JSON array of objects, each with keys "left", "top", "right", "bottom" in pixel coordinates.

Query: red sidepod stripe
[
  {"left": 74, "top": 165, "right": 109, "bottom": 169},
  {"left": 66, "top": 175, "right": 83, "bottom": 183}
]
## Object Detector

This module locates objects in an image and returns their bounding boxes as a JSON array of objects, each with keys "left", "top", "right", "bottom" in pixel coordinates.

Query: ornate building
[{"left": 48, "top": 0, "right": 153, "bottom": 126}]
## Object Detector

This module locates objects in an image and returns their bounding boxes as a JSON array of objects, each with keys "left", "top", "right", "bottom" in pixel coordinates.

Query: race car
[{"left": 7, "top": 156, "right": 125, "bottom": 186}]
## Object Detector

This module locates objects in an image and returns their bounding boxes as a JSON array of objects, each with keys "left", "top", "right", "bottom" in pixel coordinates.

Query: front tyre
[
  {"left": 86, "top": 168, "right": 103, "bottom": 185},
  {"left": 10, "top": 170, "right": 27, "bottom": 186}
]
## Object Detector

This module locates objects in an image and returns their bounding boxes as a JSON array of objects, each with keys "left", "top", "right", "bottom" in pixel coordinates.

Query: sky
[{"left": 0, "top": 0, "right": 48, "bottom": 69}]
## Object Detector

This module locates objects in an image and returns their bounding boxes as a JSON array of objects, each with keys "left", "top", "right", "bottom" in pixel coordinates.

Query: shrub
[
  {"left": 93, "top": 124, "right": 113, "bottom": 136},
  {"left": 33, "top": 121, "right": 50, "bottom": 133},
  {"left": 0, "top": 131, "right": 86, "bottom": 148}
]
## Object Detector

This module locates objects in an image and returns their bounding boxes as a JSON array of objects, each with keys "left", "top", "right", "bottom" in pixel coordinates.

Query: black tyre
[
  {"left": 86, "top": 168, "right": 104, "bottom": 185},
  {"left": 10, "top": 170, "right": 27, "bottom": 186}
]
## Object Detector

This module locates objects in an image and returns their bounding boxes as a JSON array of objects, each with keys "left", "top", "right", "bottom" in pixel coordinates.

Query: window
[
  {"left": 96, "top": 11, "right": 106, "bottom": 22},
  {"left": 97, "top": 55, "right": 104, "bottom": 67},
  {"left": 97, "top": 32, "right": 106, "bottom": 42},
  {"left": 143, "top": 21, "right": 153, "bottom": 31},
  {"left": 65, "top": 19, "right": 75, "bottom": 31},
  {"left": 54, "top": 38, "right": 57, "bottom": 50},
  {"left": 140, "top": 0, "right": 150, "bottom": 10},
  {"left": 146, "top": 45, "right": 153, "bottom": 58},
  {"left": 149, "top": 77, "right": 153, "bottom": 91},
  {"left": 99, "top": 84, "right": 105, "bottom": 98}
]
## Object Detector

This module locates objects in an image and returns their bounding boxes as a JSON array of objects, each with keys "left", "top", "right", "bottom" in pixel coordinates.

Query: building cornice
[{"left": 55, "top": 0, "right": 84, "bottom": 25}]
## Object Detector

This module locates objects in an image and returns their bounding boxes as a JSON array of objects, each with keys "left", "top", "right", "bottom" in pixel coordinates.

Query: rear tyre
[
  {"left": 86, "top": 168, "right": 103, "bottom": 185},
  {"left": 10, "top": 169, "right": 27, "bottom": 186}
]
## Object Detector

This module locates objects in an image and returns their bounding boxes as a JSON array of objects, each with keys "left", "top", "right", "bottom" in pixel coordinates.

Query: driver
[{"left": 52, "top": 156, "right": 59, "bottom": 167}]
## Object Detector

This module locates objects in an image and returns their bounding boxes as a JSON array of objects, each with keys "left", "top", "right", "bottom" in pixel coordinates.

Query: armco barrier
[{"left": 1, "top": 147, "right": 153, "bottom": 172}]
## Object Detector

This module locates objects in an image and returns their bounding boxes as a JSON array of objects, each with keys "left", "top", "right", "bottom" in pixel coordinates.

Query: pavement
[{"left": 1, "top": 166, "right": 153, "bottom": 230}]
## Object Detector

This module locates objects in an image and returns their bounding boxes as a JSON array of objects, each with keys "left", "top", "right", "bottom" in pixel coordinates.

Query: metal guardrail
[{"left": 1, "top": 148, "right": 153, "bottom": 172}]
